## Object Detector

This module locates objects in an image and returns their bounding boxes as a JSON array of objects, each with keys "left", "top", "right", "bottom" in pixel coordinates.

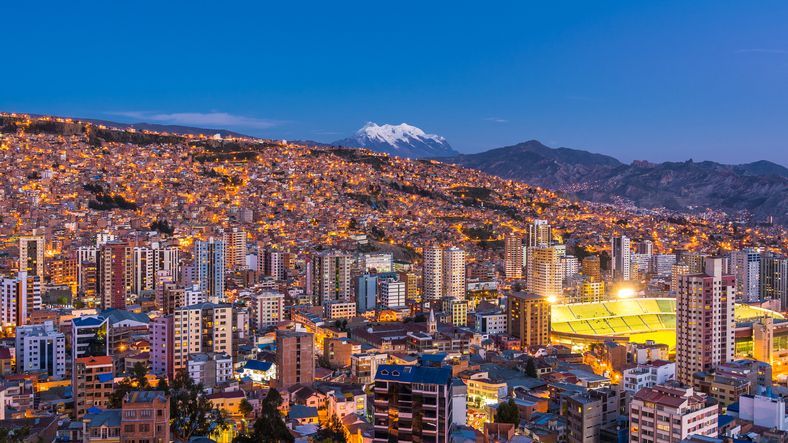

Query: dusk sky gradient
[{"left": 3, "top": 1, "right": 788, "bottom": 165}]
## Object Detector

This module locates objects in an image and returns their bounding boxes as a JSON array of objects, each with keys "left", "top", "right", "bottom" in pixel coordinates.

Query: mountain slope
[
  {"left": 333, "top": 122, "right": 458, "bottom": 158},
  {"left": 444, "top": 141, "right": 788, "bottom": 223}
]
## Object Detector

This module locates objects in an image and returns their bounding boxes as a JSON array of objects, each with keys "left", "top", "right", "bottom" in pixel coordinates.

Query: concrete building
[
  {"left": 356, "top": 274, "right": 377, "bottom": 313},
  {"left": 0, "top": 271, "right": 41, "bottom": 327},
  {"left": 373, "top": 364, "right": 454, "bottom": 443},
  {"left": 563, "top": 388, "right": 620, "bottom": 443},
  {"left": 73, "top": 355, "right": 115, "bottom": 418},
  {"left": 760, "top": 253, "right": 787, "bottom": 308},
  {"left": 675, "top": 257, "right": 735, "bottom": 385},
  {"left": 504, "top": 234, "right": 524, "bottom": 280},
  {"left": 475, "top": 311, "right": 507, "bottom": 335},
  {"left": 150, "top": 315, "right": 173, "bottom": 379},
  {"left": 527, "top": 219, "right": 551, "bottom": 247},
  {"left": 324, "top": 300, "right": 357, "bottom": 319},
  {"left": 250, "top": 291, "right": 284, "bottom": 330},
  {"left": 222, "top": 227, "right": 247, "bottom": 271},
  {"left": 98, "top": 241, "right": 130, "bottom": 309},
  {"left": 423, "top": 245, "right": 444, "bottom": 302},
  {"left": 275, "top": 330, "right": 314, "bottom": 389},
  {"left": 15, "top": 321, "right": 66, "bottom": 378},
  {"left": 623, "top": 361, "right": 675, "bottom": 394},
  {"left": 611, "top": 235, "right": 631, "bottom": 281},
  {"left": 18, "top": 234, "right": 45, "bottom": 283},
  {"left": 120, "top": 390, "right": 170, "bottom": 443},
  {"left": 527, "top": 245, "right": 562, "bottom": 299},
  {"left": 629, "top": 383, "right": 718, "bottom": 442},
  {"left": 507, "top": 292, "right": 551, "bottom": 348},
  {"left": 442, "top": 247, "right": 466, "bottom": 300},
  {"left": 72, "top": 315, "right": 109, "bottom": 359},
  {"left": 380, "top": 279, "right": 406, "bottom": 309},
  {"left": 312, "top": 251, "right": 352, "bottom": 304},
  {"left": 738, "top": 394, "right": 788, "bottom": 431},
  {"left": 731, "top": 248, "right": 761, "bottom": 302},
  {"left": 360, "top": 253, "right": 394, "bottom": 274},
  {"left": 194, "top": 238, "right": 226, "bottom": 301},
  {"left": 173, "top": 303, "right": 235, "bottom": 375},
  {"left": 187, "top": 352, "right": 232, "bottom": 388}
]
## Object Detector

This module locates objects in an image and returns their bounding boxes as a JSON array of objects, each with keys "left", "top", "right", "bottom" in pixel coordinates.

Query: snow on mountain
[{"left": 332, "top": 122, "right": 458, "bottom": 158}]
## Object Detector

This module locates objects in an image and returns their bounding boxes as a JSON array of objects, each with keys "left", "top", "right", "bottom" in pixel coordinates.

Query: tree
[
  {"left": 316, "top": 412, "right": 347, "bottom": 443},
  {"left": 233, "top": 389, "right": 292, "bottom": 443},
  {"left": 130, "top": 362, "right": 150, "bottom": 389},
  {"left": 156, "top": 375, "right": 169, "bottom": 392},
  {"left": 170, "top": 369, "right": 229, "bottom": 442},
  {"left": 108, "top": 362, "right": 153, "bottom": 408},
  {"left": 239, "top": 398, "right": 254, "bottom": 417},
  {"left": 525, "top": 358, "right": 538, "bottom": 378},
  {"left": 495, "top": 398, "right": 520, "bottom": 425}
]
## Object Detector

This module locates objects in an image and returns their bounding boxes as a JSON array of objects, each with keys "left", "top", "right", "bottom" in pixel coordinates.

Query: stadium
[{"left": 550, "top": 297, "right": 785, "bottom": 352}]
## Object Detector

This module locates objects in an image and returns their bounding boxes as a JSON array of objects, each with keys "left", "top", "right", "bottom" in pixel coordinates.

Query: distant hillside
[
  {"left": 444, "top": 140, "right": 788, "bottom": 223},
  {"left": 28, "top": 114, "right": 253, "bottom": 138}
]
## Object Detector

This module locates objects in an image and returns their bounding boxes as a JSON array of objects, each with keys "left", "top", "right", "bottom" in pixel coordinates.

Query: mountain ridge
[{"left": 442, "top": 140, "right": 788, "bottom": 223}]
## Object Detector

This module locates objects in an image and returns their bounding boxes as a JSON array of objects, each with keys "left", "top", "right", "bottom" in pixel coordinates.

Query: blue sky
[{"left": 2, "top": 1, "right": 788, "bottom": 165}]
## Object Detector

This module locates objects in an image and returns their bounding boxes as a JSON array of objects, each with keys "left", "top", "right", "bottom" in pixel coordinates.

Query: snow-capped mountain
[{"left": 332, "top": 122, "right": 458, "bottom": 158}]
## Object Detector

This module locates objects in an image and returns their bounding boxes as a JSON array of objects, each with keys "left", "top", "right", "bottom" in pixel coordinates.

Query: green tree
[
  {"left": 0, "top": 426, "right": 31, "bottom": 443},
  {"left": 495, "top": 398, "right": 520, "bottom": 425},
  {"left": 156, "top": 375, "right": 169, "bottom": 392},
  {"left": 130, "top": 361, "right": 150, "bottom": 389},
  {"left": 170, "top": 369, "right": 229, "bottom": 442},
  {"left": 233, "top": 389, "right": 292, "bottom": 443}
]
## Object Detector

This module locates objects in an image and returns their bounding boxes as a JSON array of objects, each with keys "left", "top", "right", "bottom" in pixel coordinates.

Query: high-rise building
[
  {"left": 442, "top": 247, "right": 466, "bottom": 299},
  {"left": 222, "top": 227, "right": 247, "bottom": 271},
  {"left": 507, "top": 292, "right": 550, "bottom": 348},
  {"left": 194, "top": 238, "right": 226, "bottom": 300},
  {"left": 504, "top": 234, "right": 524, "bottom": 279},
  {"left": 676, "top": 257, "right": 735, "bottom": 385},
  {"left": 730, "top": 248, "right": 761, "bottom": 302},
  {"left": 15, "top": 321, "right": 66, "bottom": 378},
  {"left": 629, "top": 383, "right": 718, "bottom": 442},
  {"left": 312, "top": 251, "right": 352, "bottom": 304},
  {"left": 131, "top": 246, "right": 155, "bottom": 295},
  {"left": 250, "top": 291, "right": 284, "bottom": 330},
  {"left": 580, "top": 256, "right": 602, "bottom": 281},
  {"left": 670, "top": 264, "right": 690, "bottom": 294},
  {"left": 262, "top": 249, "right": 287, "bottom": 281},
  {"left": 636, "top": 240, "right": 654, "bottom": 256},
  {"left": 151, "top": 315, "right": 174, "bottom": 379},
  {"left": 527, "top": 220, "right": 551, "bottom": 247},
  {"left": 380, "top": 279, "right": 406, "bottom": 309},
  {"left": 561, "top": 255, "right": 579, "bottom": 280},
  {"left": 172, "top": 303, "right": 236, "bottom": 375},
  {"left": 423, "top": 245, "right": 444, "bottom": 301},
  {"left": 760, "top": 253, "right": 787, "bottom": 308},
  {"left": 373, "top": 364, "right": 454, "bottom": 443},
  {"left": 98, "top": 241, "right": 130, "bottom": 309},
  {"left": 275, "top": 330, "right": 314, "bottom": 389},
  {"left": 356, "top": 274, "right": 377, "bottom": 313},
  {"left": 611, "top": 235, "right": 631, "bottom": 281},
  {"left": 578, "top": 280, "right": 605, "bottom": 303},
  {"left": 0, "top": 271, "right": 41, "bottom": 326},
  {"left": 527, "top": 245, "right": 562, "bottom": 298},
  {"left": 19, "top": 234, "right": 45, "bottom": 283},
  {"left": 73, "top": 355, "right": 114, "bottom": 418}
]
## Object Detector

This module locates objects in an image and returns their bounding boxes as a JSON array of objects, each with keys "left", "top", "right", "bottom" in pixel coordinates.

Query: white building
[
  {"left": 474, "top": 312, "right": 507, "bottom": 335},
  {"left": 730, "top": 248, "right": 761, "bottom": 302},
  {"left": 379, "top": 280, "right": 405, "bottom": 309},
  {"left": 738, "top": 394, "right": 788, "bottom": 431},
  {"left": 360, "top": 253, "right": 393, "bottom": 274},
  {"left": 250, "top": 291, "right": 284, "bottom": 330},
  {"left": 423, "top": 245, "right": 444, "bottom": 301},
  {"left": 188, "top": 352, "right": 233, "bottom": 388},
  {"left": 15, "top": 321, "right": 66, "bottom": 378},
  {"left": 611, "top": 235, "right": 631, "bottom": 281},
  {"left": 623, "top": 361, "right": 675, "bottom": 394},
  {"left": 442, "top": 247, "right": 466, "bottom": 300},
  {"left": 629, "top": 383, "right": 718, "bottom": 442},
  {"left": 1, "top": 272, "right": 41, "bottom": 327}
]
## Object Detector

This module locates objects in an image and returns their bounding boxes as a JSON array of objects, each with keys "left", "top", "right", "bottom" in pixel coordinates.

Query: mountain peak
[{"left": 333, "top": 122, "right": 457, "bottom": 158}]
